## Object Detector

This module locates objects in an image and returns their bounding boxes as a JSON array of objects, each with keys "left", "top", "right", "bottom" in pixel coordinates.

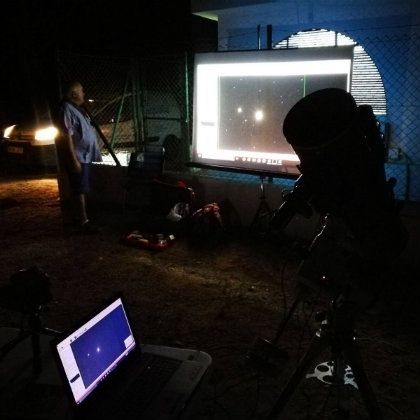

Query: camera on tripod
[
  {"left": 0, "top": 266, "right": 59, "bottom": 376},
  {"left": 0, "top": 266, "right": 52, "bottom": 315}
]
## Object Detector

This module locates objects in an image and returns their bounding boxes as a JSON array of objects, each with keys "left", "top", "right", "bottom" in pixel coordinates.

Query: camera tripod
[
  {"left": 251, "top": 176, "right": 272, "bottom": 229},
  {"left": 0, "top": 305, "right": 61, "bottom": 376},
  {"left": 267, "top": 294, "right": 383, "bottom": 419},
  {"left": 0, "top": 267, "right": 61, "bottom": 376}
]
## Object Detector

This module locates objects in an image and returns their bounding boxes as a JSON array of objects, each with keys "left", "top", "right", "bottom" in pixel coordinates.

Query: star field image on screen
[
  {"left": 219, "top": 74, "right": 348, "bottom": 155},
  {"left": 70, "top": 304, "right": 132, "bottom": 388},
  {"left": 192, "top": 48, "right": 353, "bottom": 175}
]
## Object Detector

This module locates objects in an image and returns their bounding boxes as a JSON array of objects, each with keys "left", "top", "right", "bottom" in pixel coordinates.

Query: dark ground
[{"left": 0, "top": 174, "right": 419, "bottom": 419}]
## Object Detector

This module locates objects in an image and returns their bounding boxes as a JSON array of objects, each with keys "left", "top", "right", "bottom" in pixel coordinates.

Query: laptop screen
[{"left": 55, "top": 297, "right": 137, "bottom": 405}]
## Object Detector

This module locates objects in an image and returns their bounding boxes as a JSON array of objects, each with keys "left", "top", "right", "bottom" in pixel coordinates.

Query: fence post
[{"left": 183, "top": 52, "right": 192, "bottom": 164}]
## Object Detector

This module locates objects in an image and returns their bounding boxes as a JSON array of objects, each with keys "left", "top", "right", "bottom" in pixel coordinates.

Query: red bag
[{"left": 122, "top": 231, "right": 175, "bottom": 251}]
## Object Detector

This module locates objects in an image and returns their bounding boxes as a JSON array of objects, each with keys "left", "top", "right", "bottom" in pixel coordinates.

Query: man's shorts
[{"left": 68, "top": 163, "right": 91, "bottom": 194}]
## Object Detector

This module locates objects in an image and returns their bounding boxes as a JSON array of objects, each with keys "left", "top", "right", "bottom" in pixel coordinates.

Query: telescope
[
  {"left": 272, "top": 88, "right": 406, "bottom": 268},
  {"left": 267, "top": 88, "right": 407, "bottom": 419}
]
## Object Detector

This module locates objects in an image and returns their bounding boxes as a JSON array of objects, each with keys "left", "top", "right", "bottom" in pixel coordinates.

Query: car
[
  {"left": 1, "top": 90, "right": 183, "bottom": 171},
  {"left": 1, "top": 120, "right": 59, "bottom": 172}
]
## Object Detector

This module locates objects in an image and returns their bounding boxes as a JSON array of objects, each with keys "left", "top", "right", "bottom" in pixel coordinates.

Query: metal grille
[{"left": 275, "top": 29, "right": 387, "bottom": 115}]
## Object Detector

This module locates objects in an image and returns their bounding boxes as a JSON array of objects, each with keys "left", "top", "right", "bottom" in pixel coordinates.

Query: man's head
[{"left": 63, "top": 80, "right": 85, "bottom": 106}]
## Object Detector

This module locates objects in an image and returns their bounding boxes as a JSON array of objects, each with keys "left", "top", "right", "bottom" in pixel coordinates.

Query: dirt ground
[{"left": 0, "top": 174, "right": 419, "bottom": 419}]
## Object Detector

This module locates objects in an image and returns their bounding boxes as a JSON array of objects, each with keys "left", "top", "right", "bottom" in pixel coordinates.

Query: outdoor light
[
  {"left": 34, "top": 126, "right": 59, "bottom": 142},
  {"left": 3, "top": 125, "right": 16, "bottom": 138}
]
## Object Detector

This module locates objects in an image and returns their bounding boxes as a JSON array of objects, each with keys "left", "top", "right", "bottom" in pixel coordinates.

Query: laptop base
[{"left": 0, "top": 328, "right": 211, "bottom": 420}]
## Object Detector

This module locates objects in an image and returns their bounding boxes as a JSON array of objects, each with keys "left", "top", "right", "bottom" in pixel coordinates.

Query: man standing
[{"left": 55, "top": 81, "right": 102, "bottom": 233}]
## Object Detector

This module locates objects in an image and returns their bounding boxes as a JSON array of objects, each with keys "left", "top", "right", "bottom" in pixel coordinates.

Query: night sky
[{"left": 1, "top": 0, "right": 215, "bottom": 125}]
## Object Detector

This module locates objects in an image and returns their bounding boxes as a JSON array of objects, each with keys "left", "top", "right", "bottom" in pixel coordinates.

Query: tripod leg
[
  {"left": 251, "top": 177, "right": 271, "bottom": 228},
  {"left": 272, "top": 296, "right": 301, "bottom": 345},
  {"left": 29, "top": 313, "right": 43, "bottom": 376},
  {"left": 333, "top": 353, "right": 351, "bottom": 418},
  {"left": 0, "top": 331, "right": 31, "bottom": 361},
  {"left": 30, "top": 332, "right": 42, "bottom": 375},
  {"left": 267, "top": 334, "right": 329, "bottom": 419},
  {"left": 40, "top": 326, "right": 62, "bottom": 336},
  {"left": 343, "top": 341, "right": 383, "bottom": 420}
]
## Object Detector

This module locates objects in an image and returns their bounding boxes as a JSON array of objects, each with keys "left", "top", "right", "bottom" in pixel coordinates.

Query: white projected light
[
  {"left": 193, "top": 47, "right": 353, "bottom": 176},
  {"left": 254, "top": 110, "right": 264, "bottom": 122}
]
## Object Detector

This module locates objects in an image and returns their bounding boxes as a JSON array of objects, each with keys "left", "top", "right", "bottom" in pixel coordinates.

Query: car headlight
[
  {"left": 3, "top": 125, "right": 16, "bottom": 138},
  {"left": 34, "top": 126, "right": 59, "bottom": 142}
]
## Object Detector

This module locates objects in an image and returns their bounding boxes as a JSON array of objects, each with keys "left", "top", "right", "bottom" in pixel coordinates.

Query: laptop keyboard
[{"left": 119, "top": 354, "right": 182, "bottom": 414}]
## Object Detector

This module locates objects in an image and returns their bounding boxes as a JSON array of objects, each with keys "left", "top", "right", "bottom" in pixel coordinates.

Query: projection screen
[{"left": 192, "top": 46, "right": 354, "bottom": 176}]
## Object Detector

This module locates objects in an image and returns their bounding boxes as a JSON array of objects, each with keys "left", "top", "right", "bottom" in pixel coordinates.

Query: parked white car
[{"left": 1, "top": 120, "right": 58, "bottom": 170}]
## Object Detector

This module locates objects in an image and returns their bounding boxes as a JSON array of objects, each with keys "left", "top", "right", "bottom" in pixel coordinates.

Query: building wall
[{"left": 193, "top": 0, "right": 420, "bottom": 201}]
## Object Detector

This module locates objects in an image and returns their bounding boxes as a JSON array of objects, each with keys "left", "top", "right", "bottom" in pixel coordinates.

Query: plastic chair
[{"left": 123, "top": 144, "right": 165, "bottom": 212}]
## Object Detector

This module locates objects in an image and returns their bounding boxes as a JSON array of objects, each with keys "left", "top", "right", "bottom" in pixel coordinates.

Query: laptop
[{"left": 52, "top": 295, "right": 211, "bottom": 419}]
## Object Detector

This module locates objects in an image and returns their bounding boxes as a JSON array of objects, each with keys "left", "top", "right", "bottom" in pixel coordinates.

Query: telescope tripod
[
  {"left": 268, "top": 296, "right": 383, "bottom": 419},
  {"left": 251, "top": 176, "right": 272, "bottom": 229}
]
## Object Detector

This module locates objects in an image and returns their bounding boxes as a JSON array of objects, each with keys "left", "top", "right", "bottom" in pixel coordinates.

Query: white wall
[{"left": 87, "top": 164, "right": 319, "bottom": 243}]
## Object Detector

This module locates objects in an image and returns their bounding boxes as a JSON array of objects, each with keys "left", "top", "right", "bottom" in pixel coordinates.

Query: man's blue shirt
[{"left": 59, "top": 101, "right": 102, "bottom": 163}]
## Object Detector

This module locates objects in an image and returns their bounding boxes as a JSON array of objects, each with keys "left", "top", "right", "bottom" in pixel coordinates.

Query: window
[{"left": 275, "top": 29, "right": 386, "bottom": 115}]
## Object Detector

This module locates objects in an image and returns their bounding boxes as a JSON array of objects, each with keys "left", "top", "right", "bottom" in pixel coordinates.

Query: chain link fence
[
  {"left": 58, "top": 28, "right": 420, "bottom": 202},
  {"left": 363, "top": 31, "right": 420, "bottom": 202},
  {"left": 57, "top": 51, "right": 190, "bottom": 172}
]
